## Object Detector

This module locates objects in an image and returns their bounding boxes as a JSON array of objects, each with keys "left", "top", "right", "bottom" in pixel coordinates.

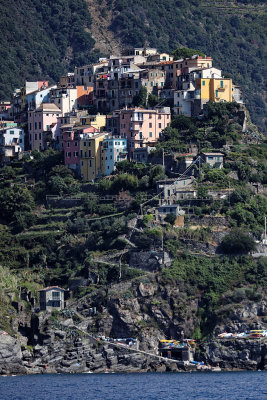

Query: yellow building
[
  {"left": 80, "top": 114, "right": 106, "bottom": 130},
  {"left": 196, "top": 78, "right": 232, "bottom": 103},
  {"left": 80, "top": 132, "right": 106, "bottom": 181}
]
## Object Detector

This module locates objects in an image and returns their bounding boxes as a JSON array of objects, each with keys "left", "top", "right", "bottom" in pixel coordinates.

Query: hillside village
[{"left": 0, "top": 47, "right": 267, "bottom": 374}]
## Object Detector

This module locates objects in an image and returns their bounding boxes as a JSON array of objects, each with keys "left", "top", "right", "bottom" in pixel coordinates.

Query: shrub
[{"left": 220, "top": 229, "right": 256, "bottom": 254}]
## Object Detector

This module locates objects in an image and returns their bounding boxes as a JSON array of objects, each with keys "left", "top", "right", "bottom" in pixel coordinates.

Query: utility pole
[
  {"left": 264, "top": 216, "right": 267, "bottom": 244},
  {"left": 162, "top": 147, "right": 165, "bottom": 170}
]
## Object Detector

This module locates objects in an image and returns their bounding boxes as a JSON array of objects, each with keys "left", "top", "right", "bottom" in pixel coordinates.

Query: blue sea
[{"left": 0, "top": 371, "right": 266, "bottom": 400}]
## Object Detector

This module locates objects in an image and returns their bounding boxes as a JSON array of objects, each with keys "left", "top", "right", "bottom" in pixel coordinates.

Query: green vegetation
[
  {"left": 0, "top": 0, "right": 97, "bottom": 100},
  {"left": 111, "top": 0, "right": 267, "bottom": 132}
]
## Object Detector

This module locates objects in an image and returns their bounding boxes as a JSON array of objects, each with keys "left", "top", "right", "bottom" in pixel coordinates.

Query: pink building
[
  {"left": 63, "top": 125, "right": 97, "bottom": 171},
  {"left": 120, "top": 107, "right": 171, "bottom": 159},
  {"left": 28, "top": 103, "right": 61, "bottom": 150}
]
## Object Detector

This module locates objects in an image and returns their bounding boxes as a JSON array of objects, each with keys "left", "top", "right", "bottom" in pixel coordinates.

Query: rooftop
[
  {"left": 39, "top": 286, "right": 65, "bottom": 292},
  {"left": 36, "top": 103, "right": 61, "bottom": 112},
  {"left": 201, "top": 152, "right": 224, "bottom": 156}
]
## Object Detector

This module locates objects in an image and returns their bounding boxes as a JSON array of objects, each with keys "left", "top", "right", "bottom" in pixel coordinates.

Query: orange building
[{"left": 77, "top": 86, "right": 94, "bottom": 107}]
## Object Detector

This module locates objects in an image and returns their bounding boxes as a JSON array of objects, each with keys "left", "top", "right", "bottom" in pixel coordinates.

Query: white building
[
  {"left": 0, "top": 126, "right": 24, "bottom": 164},
  {"left": 174, "top": 67, "right": 222, "bottom": 116},
  {"left": 103, "top": 136, "right": 127, "bottom": 175},
  {"left": 50, "top": 87, "right": 78, "bottom": 115}
]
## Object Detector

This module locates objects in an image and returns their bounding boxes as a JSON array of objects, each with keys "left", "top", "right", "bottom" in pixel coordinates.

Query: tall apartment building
[
  {"left": 80, "top": 132, "right": 107, "bottom": 181},
  {"left": 119, "top": 107, "right": 171, "bottom": 159},
  {"left": 103, "top": 136, "right": 127, "bottom": 175},
  {"left": 28, "top": 103, "right": 61, "bottom": 150}
]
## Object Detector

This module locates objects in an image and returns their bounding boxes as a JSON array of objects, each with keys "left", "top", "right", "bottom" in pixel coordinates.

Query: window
[
  {"left": 29, "top": 123, "right": 32, "bottom": 130},
  {"left": 80, "top": 150, "right": 83, "bottom": 157},
  {"left": 46, "top": 125, "right": 50, "bottom": 131},
  {"left": 139, "top": 132, "right": 143, "bottom": 139},
  {"left": 84, "top": 142, "right": 86, "bottom": 146},
  {"left": 67, "top": 142, "right": 70, "bottom": 147},
  {"left": 202, "top": 81, "right": 205, "bottom": 86},
  {"left": 220, "top": 81, "right": 224, "bottom": 88},
  {"left": 149, "top": 132, "right": 152, "bottom": 138},
  {"left": 85, "top": 151, "right": 87, "bottom": 157},
  {"left": 159, "top": 123, "right": 162, "bottom": 128},
  {"left": 161, "top": 82, "right": 163, "bottom": 87},
  {"left": 149, "top": 122, "right": 152, "bottom": 128},
  {"left": 10, "top": 130, "right": 14, "bottom": 135},
  {"left": 35, "top": 122, "right": 37, "bottom": 129},
  {"left": 39, "top": 133, "right": 41, "bottom": 140},
  {"left": 110, "top": 155, "right": 112, "bottom": 160},
  {"left": 88, "top": 150, "right": 91, "bottom": 157},
  {"left": 208, "top": 156, "right": 214, "bottom": 160},
  {"left": 151, "top": 82, "right": 153, "bottom": 87},
  {"left": 215, "top": 90, "right": 218, "bottom": 98},
  {"left": 88, "top": 141, "right": 91, "bottom": 147},
  {"left": 89, "top": 160, "right": 92, "bottom": 167},
  {"left": 66, "top": 152, "right": 71, "bottom": 158},
  {"left": 149, "top": 114, "right": 152, "bottom": 119},
  {"left": 74, "top": 141, "right": 78, "bottom": 147}
]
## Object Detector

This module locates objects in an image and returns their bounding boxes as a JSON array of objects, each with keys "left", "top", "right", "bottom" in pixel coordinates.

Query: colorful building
[
  {"left": 26, "top": 85, "right": 56, "bottom": 111},
  {"left": 28, "top": 103, "right": 61, "bottom": 150},
  {"left": 103, "top": 136, "right": 127, "bottom": 175},
  {"left": 119, "top": 107, "right": 171, "bottom": 159},
  {"left": 80, "top": 114, "right": 106, "bottom": 130},
  {"left": 80, "top": 132, "right": 107, "bottom": 181},
  {"left": 63, "top": 125, "right": 97, "bottom": 172},
  {"left": 77, "top": 85, "right": 94, "bottom": 107}
]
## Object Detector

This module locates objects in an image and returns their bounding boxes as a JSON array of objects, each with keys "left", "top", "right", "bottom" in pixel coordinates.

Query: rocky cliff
[{"left": 1, "top": 272, "right": 266, "bottom": 374}]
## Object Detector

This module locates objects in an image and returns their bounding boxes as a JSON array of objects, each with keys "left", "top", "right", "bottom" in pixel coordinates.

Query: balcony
[{"left": 131, "top": 115, "right": 143, "bottom": 122}]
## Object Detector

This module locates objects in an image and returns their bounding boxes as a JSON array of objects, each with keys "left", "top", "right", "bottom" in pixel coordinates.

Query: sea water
[{"left": 0, "top": 371, "right": 266, "bottom": 400}]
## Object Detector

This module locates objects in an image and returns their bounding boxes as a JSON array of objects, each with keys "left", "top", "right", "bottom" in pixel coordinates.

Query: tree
[
  {"left": 0, "top": 186, "right": 34, "bottom": 221},
  {"left": 172, "top": 47, "right": 205, "bottom": 59},
  {"left": 220, "top": 229, "right": 256, "bottom": 254},
  {"left": 165, "top": 213, "right": 176, "bottom": 225},
  {"left": 132, "top": 86, "right": 147, "bottom": 107}
]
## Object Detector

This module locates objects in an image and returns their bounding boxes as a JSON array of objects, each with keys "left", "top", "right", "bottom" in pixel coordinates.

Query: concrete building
[
  {"left": 103, "top": 136, "right": 127, "bottom": 175},
  {"left": 106, "top": 111, "right": 121, "bottom": 135},
  {"left": 0, "top": 126, "right": 24, "bottom": 165},
  {"left": 80, "top": 131, "right": 107, "bottom": 181},
  {"left": 63, "top": 125, "right": 97, "bottom": 172},
  {"left": 174, "top": 67, "right": 223, "bottom": 116},
  {"left": 119, "top": 107, "right": 171, "bottom": 159},
  {"left": 21, "top": 81, "right": 49, "bottom": 110},
  {"left": 156, "top": 177, "right": 195, "bottom": 203},
  {"left": 201, "top": 152, "right": 224, "bottom": 169},
  {"left": 28, "top": 103, "right": 61, "bottom": 150},
  {"left": 0, "top": 101, "right": 11, "bottom": 120},
  {"left": 50, "top": 87, "right": 78, "bottom": 115},
  {"left": 39, "top": 286, "right": 66, "bottom": 312},
  {"left": 26, "top": 85, "right": 57, "bottom": 111},
  {"left": 173, "top": 55, "right": 213, "bottom": 89},
  {"left": 80, "top": 114, "right": 106, "bottom": 130}
]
